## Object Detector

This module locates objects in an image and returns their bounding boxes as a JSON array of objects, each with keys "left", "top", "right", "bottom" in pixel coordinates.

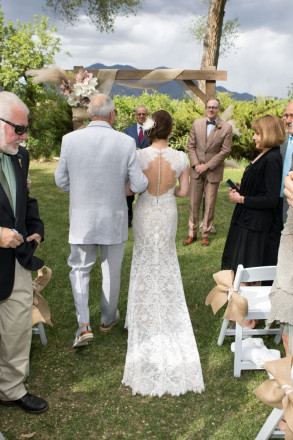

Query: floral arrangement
[
  {"left": 26, "top": 65, "right": 99, "bottom": 107},
  {"left": 60, "top": 70, "right": 98, "bottom": 106},
  {"left": 216, "top": 123, "right": 222, "bottom": 130}
]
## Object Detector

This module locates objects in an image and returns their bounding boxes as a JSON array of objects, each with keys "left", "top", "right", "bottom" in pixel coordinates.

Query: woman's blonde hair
[{"left": 252, "top": 114, "right": 286, "bottom": 149}]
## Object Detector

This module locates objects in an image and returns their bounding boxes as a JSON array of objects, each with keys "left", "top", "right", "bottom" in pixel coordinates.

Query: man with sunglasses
[
  {"left": 125, "top": 105, "right": 148, "bottom": 227},
  {"left": 0, "top": 92, "right": 48, "bottom": 414},
  {"left": 183, "top": 97, "right": 232, "bottom": 247}
]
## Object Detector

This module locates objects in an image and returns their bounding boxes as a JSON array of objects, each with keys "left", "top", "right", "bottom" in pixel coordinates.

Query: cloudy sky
[{"left": 2, "top": 0, "right": 293, "bottom": 98}]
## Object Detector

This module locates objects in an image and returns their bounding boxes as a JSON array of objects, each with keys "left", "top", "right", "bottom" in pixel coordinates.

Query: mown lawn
[{"left": 0, "top": 161, "right": 282, "bottom": 440}]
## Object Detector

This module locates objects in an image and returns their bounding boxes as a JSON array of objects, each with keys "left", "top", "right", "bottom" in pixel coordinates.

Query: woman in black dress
[{"left": 222, "top": 114, "right": 286, "bottom": 274}]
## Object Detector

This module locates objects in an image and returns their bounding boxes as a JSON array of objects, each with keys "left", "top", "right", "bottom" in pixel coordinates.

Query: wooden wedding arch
[{"left": 66, "top": 66, "right": 227, "bottom": 128}]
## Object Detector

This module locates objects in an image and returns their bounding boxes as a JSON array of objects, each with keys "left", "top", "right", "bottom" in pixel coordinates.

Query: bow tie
[{"left": 207, "top": 120, "right": 216, "bottom": 125}]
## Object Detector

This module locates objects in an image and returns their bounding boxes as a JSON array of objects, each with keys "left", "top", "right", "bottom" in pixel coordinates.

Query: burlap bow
[
  {"left": 32, "top": 266, "right": 53, "bottom": 327},
  {"left": 254, "top": 356, "right": 293, "bottom": 439},
  {"left": 205, "top": 270, "right": 248, "bottom": 325}
]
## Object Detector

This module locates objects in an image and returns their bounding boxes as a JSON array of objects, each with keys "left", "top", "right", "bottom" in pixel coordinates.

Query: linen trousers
[
  {"left": 68, "top": 242, "right": 126, "bottom": 327},
  {"left": 0, "top": 260, "right": 33, "bottom": 401},
  {"left": 188, "top": 176, "right": 220, "bottom": 237}
]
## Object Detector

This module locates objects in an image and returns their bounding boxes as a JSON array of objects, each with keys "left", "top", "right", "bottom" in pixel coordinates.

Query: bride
[{"left": 122, "top": 110, "right": 205, "bottom": 397}]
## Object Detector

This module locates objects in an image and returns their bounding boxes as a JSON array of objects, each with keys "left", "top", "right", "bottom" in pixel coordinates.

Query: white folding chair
[
  {"left": 255, "top": 408, "right": 285, "bottom": 439},
  {"left": 217, "top": 265, "right": 282, "bottom": 376},
  {"left": 0, "top": 432, "right": 6, "bottom": 440},
  {"left": 32, "top": 322, "right": 47, "bottom": 345}
]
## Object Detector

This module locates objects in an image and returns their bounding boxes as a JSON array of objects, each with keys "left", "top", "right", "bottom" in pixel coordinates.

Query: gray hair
[
  {"left": 88, "top": 94, "right": 114, "bottom": 119},
  {"left": 135, "top": 105, "right": 148, "bottom": 113},
  {"left": 0, "top": 91, "right": 29, "bottom": 119}
]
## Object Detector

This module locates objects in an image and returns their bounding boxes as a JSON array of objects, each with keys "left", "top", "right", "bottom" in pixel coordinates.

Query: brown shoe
[
  {"left": 183, "top": 236, "right": 197, "bottom": 246},
  {"left": 201, "top": 237, "right": 210, "bottom": 246}
]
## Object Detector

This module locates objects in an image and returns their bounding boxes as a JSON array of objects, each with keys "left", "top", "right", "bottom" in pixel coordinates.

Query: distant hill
[{"left": 87, "top": 63, "right": 257, "bottom": 101}]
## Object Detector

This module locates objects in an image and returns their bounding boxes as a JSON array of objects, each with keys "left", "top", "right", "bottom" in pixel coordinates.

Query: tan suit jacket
[{"left": 188, "top": 117, "right": 232, "bottom": 182}]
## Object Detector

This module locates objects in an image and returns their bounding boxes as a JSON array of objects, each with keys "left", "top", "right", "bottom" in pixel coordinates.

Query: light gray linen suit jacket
[
  {"left": 280, "top": 134, "right": 293, "bottom": 223},
  {"left": 55, "top": 121, "right": 148, "bottom": 245}
]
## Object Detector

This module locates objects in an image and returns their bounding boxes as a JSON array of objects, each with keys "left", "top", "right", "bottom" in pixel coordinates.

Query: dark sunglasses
[{"left": 0, "top": 117, "right": 29, "bottom": 135}]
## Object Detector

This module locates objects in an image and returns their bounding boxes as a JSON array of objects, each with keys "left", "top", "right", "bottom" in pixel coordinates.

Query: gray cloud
[{"left": 2, "top": 0, "right": 293, "bottom": 98}]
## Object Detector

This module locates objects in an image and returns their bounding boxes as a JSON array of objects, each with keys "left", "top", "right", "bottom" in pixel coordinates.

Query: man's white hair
[
  {"left": 88, "top": 94, "right": 114, "bottom": 119},
  {"left": 0, "top": 91, "right": 29, "bottom": 119}
]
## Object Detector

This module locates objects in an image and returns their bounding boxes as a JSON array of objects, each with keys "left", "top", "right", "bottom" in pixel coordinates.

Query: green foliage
[
  {"left": 113, "top": 91, "right": 289, "bottom": 160},
  {"left": 114, "top": 91, "right": 204, "bottom": 151},
  {"left": 0, "top": 12, "right": 61, "bottom": 103},
  {"left": 0, "top": 12, "right": 73, "bottom": 158},
  {"left": 27, "top": 93, "right": 73, "bottom": 159},
  {"left": 44, "top": 0, "right": 142, "bottom": 32}
]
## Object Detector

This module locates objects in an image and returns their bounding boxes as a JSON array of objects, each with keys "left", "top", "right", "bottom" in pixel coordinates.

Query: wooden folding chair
[{"left": 217, "top": 265, "right": 282, "bottom": 377}]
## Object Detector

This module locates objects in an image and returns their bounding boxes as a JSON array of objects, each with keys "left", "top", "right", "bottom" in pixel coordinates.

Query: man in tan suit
[{"left": 183, "top": 97, "right": 232, "bottom": 246}]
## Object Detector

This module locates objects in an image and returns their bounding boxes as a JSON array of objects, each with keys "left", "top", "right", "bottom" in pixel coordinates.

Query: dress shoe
[
  {"left": 73, "top": 323, "right": 93, "bottom": 348},
  {"left": 100, "top": 310, "right": 120, "bottom": 332},
  {"left": 201, "top": 236, "right": 210, "bottom": 246},
  {"left": 183, "top": 236, "right": 197, "bottom": 246},
  {"left": 0, "top": 392, "right": 48, "bottom": 414}
]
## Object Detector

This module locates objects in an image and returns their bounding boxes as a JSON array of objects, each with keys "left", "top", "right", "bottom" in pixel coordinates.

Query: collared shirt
[
  {"left": 0, "top": 152, "right": 17, "bottom": 238},
  {"left": 280, "top": 134, "right": 293, "bottom": 197},
  {"left": 206, "top": 118, "right": 218, "bottom": 137},
  {"left": 0, "top": 153, "right": 16, "bottom": 212},
  {"left": 136, "top": 123, "right": 144, "bottom": 136}
]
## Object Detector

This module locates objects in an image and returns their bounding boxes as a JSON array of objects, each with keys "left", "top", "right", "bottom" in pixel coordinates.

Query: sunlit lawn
[{"left": 0, "top": 161, "right": 282, "bottom": 440}]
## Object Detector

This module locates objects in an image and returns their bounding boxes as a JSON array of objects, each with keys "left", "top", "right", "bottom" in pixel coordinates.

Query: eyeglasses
[
  {"left": 206, "top": 106, "right": 219, "bottom": 110},
  {"left": 0, "top": 117, "right": 28, "bottom": 135},
  {"left": 136, "top": 113, "right": 147, "bottom": 116}
]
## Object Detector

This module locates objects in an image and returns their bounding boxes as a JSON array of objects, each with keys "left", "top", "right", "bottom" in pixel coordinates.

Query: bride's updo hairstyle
[{"left": 146, "top": 110, "right": 173, "bottom": 141}]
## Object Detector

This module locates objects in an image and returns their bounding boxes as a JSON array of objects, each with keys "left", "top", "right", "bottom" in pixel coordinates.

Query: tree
[
  {"left": 0, "top": 12, "right": 62, "bottom": 105},
  {"left": 190, "top": 0, "right": 239, "bottom": 96},
  {"left": 44, "top": 0, "right": 142, "bottom": 32},
  {"left": 0, "top": 12, "right": 73, "bottom": 158}
]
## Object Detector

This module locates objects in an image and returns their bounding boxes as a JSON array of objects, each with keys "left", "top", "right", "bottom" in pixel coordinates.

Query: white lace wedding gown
[{"left": 122, "top": 146, "right": 205, "bottom": 397}]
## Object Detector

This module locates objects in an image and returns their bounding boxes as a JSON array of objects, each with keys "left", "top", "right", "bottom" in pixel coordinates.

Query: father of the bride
[{"left": 55, "top": 94, "right": 148, "bottom": 348}]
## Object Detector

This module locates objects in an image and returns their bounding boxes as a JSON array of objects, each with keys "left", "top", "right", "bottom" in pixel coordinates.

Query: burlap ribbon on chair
[
  {"left": 205, "top": 270, "right": 248, "bottom": 325},
  {"left": 32, "top": 266, "right": 53, "bottom": 327},
  {"left": 254, "top": 356, "right": 293, "bottom": 439}
]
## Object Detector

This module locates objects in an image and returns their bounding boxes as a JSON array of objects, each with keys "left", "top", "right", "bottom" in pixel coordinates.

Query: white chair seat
[
  {"left": 216, "top": 265, "right": 282, "bottom": 377},
  {"left": 242, "top": 286, "right": 272, "bottom": 315}
]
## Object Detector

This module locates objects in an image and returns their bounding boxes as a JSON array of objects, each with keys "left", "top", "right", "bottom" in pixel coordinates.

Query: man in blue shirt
[{"left": 281, "top": 101, "right": 293, "bottom": 223}]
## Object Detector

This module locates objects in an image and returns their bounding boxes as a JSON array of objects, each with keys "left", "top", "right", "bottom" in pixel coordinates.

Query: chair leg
[
  {"left": 274, "top": 328, "right": 283, "bottom": 345},
  {"left": 38, "top": 322, "right": 47, "bottom": 345},
  {"left": 255, "top": 408, "right": 284, "bottom": 440},
  {"left": 233, "top": 322, "right": 243, "bottom": 377},
  {"left": 217, "top": 319, "right": 230, "bottom": 346}
]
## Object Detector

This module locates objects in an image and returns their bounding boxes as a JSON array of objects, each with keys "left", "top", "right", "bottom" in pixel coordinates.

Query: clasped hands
[
  {"left": 0, "top": 228, "right": 41, "bottom": 249},
  {"left": 195, "top": 163, "right": 209, "bottom": 175}
]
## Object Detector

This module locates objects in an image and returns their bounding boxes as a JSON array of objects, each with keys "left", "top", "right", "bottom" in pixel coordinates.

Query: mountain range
[{"left": 87, "top": 63, "right": 257, "bottom": 101}]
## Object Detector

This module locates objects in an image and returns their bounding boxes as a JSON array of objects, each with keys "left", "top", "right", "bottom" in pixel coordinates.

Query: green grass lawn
[{"left": 0, "top": 161, "right": 282, "bottom": 440}]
